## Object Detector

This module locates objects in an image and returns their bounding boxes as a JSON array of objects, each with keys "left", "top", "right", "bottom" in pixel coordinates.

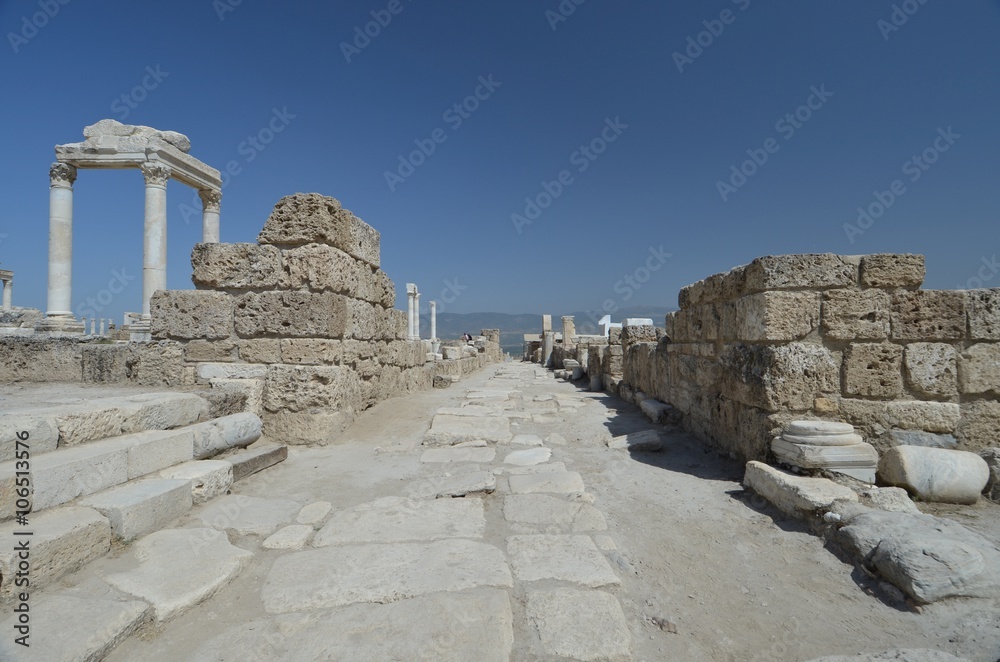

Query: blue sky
[{"left": 1, "top": 1, "right": 998, "bottom": 323}]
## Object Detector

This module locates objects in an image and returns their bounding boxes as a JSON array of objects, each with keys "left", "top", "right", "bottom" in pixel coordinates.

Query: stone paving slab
[
  {"left": 192, "top": 589, "right": 514, "bottom": 662},
  {"left": 263, "top": 524, "right": 313, "bottom": 550},
  {"left": 507, "top": 534, "right": 621, "bottom": 587},
  {"left": 424, "top": 414, "right": 512, "bottom": 445},
  {"left": 195, "top": 494, "right": 300, "bottom": 536},
  {"left": 608, "top": 429, "right": 663, "bottom": 452},
  {"left": 421, "top": 446, "right": 497, "bottom": 463},
  {"left": 504, "top": 447, "right": 552, "bottom": 466},
  {"left": 527, "top": 588, "right": 632, "bottom": 661},
  {"left": 435, "top": 405, "right": 506, "bottom": 418},
  {"left": 296, "top": 500, "right": 332, "bottom": 525},
  {"left": 314, "top": 496, "right": 485, "bottom": 545},
  {"left": 505, "top": 461, "right": 568, "bottom": 475},
  {"left": 509, "top": 434, "right": 544, "bottom": 446},
  {"left": 407, "top": 470, "right": 496, "bottom": 498},
  {"left": 105, "top": 528, "right": 253, "bottom": 622},
  {"left": 508, "top": 471, "right": 586, "bottom": 494},
  {"left": 261, "top": 539, "right": 514, "bottom": 613},
  {"left": 503, "top": 494, "right": 608, "bottom": 534}
]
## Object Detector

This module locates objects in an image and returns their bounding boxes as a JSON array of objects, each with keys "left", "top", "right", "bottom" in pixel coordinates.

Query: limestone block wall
[{"left": 619, "top": 253, "right": 999, "bottom": 462}]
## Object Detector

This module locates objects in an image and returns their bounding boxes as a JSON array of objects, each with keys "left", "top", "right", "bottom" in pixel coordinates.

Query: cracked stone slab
[
  {"left": 509, "top": 471, "right": 586, "bottom": 494},
  {"left": 314, "top": 496, "right": 485, "bottom": 545},
  {"left": 527, "top": 588, "right": 632, "bottom": 661},
  {"left": 504, "top": 447, "right": 552, "bottom": 466},
  {"left": 505, "top": 462, "right": 568, "bottom": 475},
  {"left": 195, "top": 494, "right": 301, "bottom": 536},
  {"left": 424, "top": 414, "right": 512, "bottom": 445},
  {"left": 507, "top": 535, "right": 620, "bottom": 587},
  {"left": 263, "top": 524, "right": 313, "bottom": 550},
  {"left": 407, "top": 470, "right": 496, "bottom": 498},
  {"left": 421, "top": 446, "right": 497, "bottom": 464},
  {"left": 105, "top": 528, "right": 253, "bottom": 622},
  {"left": 503, "top": 494, "right": 607, "bottom": 533},
  {"left": 192, "top": 589, "right": 513, "bottom": 662},
  {"left": 261, "top": 539, "right": 513, "bottom": 613}
]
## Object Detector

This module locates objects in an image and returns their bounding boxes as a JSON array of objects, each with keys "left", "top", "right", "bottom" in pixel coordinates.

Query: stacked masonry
[{"left": 615, "top": 253, "right": 1000, "bottom": 461}]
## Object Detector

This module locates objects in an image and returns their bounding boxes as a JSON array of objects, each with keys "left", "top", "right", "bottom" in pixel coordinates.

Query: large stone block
[
  {"left": 258, "top": 193, "right": 380, "bottom": 267},
  {"left": 744, "top": 461, "right": 857, "bottom": 519},
  {"left": 125, "top": 342, "right": 186, "bottom": 387},
  {"left": 966, "top": 289, "right": 1000, "bottom": 340},
  {"left": 0, "top": 337, "right": 83, "bottom": 382},
  {"left": 742, "top": 254, "right": 858, "bottom": 294},
  {"left": 280, "top": 338, "right": 343, "bottom": 365},
  {"left": 859, "top": 253, "right": 925, "bottom": 289},
  {"left": 890, "top": 290, "right": 966, "bottom": 341},
  {"left": 958, "top": 343, "right": 1000, "bottom": 395},
  {"left": 238, "top": 338, "right": 281, "bottom": 363},
  {"left": 234, "top": 291, "right": 348, "bottom": 339},
  {"left": 348, "top": 299, "right": 379, "bottom": 340},
  {"left": 878, "top": 446, "right": 989, "bottom": 504},
  {"left": 840, "top": 399, "right": 962, "bottom": 449},
  {"left": 735, "top": 291, "right": 820, "bottom": 341},
  {"left": 901, "top": 342, "right": 958, "bottom": 398},
  {"left": 81, "top": 344, "right": 129, "bottom": 383},
  {"left": 184, "top": 339, "right": 238, "bottom": 363},
  {"left": 843, "top": 343, "right": 904, "bottom": 399},
  {"left": 957, "top": 401, "right": 1000, "bottom": 452},
  {"left": 80, "top": 479, "right": 192, "bottom": 542},
  {"left": 150, "top": 290, "right": 235, "bottom": 341},
  {"left": 391, "top": 309, "right": 408, "bottom": 340},
  {"left": 719, "top": 343, "right": 840, "bottom": 412},
  {"left": 821, "top": 289, "right": 890, "bottom": 340},
  {"left": 278, "top": 243, "right": 363, "bottom": 296},
  {"left": 263, "top": 365, "right": 361, "bottom": 414},
  {"left": 375, "top": 270, "right": 396, "bottom": 308},
  {"left": 191, "top": 242, "right": 281, "bottom": 290}
]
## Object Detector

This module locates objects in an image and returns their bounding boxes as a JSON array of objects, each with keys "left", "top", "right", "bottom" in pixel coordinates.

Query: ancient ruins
[{"left": 0, "top": 122, "right": 997, "bottom": 660}]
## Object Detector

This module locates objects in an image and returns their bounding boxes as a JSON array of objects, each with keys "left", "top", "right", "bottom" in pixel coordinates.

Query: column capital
[
  {"left": 140, "top": 161, "right": 172, "bottom": 187},
  {"left": 198, "top": 188, "right": 222, "bottom": 212},
  {"left": 49, "top": 162, "right": 77, "bottom": 188}
]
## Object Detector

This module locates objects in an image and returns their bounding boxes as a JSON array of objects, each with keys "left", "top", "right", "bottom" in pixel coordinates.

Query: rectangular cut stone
[
  {"left": 821, "top": 289, "right": 891, "bottom": 340},
  {"left": 257, "top": 193, "right": 381, "bottom": 267},
  {"left": 184, "top": 339, "right": 238, "bottom": 363},
  {"left": 527, "top": 589, "right": 632, "bottom": 662},
  {"left": 120, "top": 429, "right": 195, "bottom": 479},
  {"left": 424, "top": 414, "right": 512, "bottom": 445},
  {"left": 278, "top": 243, "right": 365, "bottom": 296},
  {"left": 959, "top": 343, "right": 1000, "bottom": 395},
  {"left": 967, "top": 289, "right": 1000, "bottom": 340},
  {"left": 80, "top": 479, "right": 192, "bottom": 542},
  {"left": 260, "top": 540, "right": 512, "bottom": 613},
  {"left": 0, "top": 506, "right": 110, "bottom": 597},
  {"left": 238, "top": 339, "right": 281, "bottom": 363},
  {"left": 744, "top": 461, "right": 858, "bottom": 518},
  {"left": 191, "top": 242, "right": 281, "bottom": 289},
  {"left": 736, "top": 291, "right": 820, "bottom": 341},
  {"left": 957, "top": 401, "right": 1000, "bottom": 452},
  {"left": 843, "top": 343, "right": 904, "bottom": 398},
  {"left": 234, "top": 291, "right": 348, "bottom": 339},
  {"left": 719, "top": 343, "right": 840, "bottom": 412},
  {"left": 421, "top": 447, "right": 497, "bottom": 463},
  {"left": 280, "top": 338, "right": 343, "bottom": 365},
  {"left": 742, "top": 254, "right": 858, "bottom": 293},
  {"left": 506, "top": 535, "right": 620, "bottom": 587},
  {"left": 19, "top": 441, "right": 130, "bottom": 512},
  {"left": 220, "top": 442, "right": 288, "bottom": 481},
  {"left": 905, "top": 342, "right": 959, "bottom": 398},
  {"left": 348, "top": 299, "right": 379, "bottom": 340},
  {"left": 891, "top": 290, "right": 966, "bottom": 341},
  {"left": 0, "top": 414, "right": 58, "bottom": 462},
  {"left": 887, "top": 401, "right": 961, "bottom": 433},
  {"left": 197, "top": 362, "right": 267, "bottom": 380},
  {"left": 263, "top": 365, "right": 359, "bottom": 413},
  {"left": 150, "top": 290, "right": 235, "bottom": 341},
  {"left": 314, "top": 497, "right": 485, "bottom": 545},
  {"left": 503, "top": 494, "right": 607, "bottom": 534},
  {"left": 508, "top": 472, "right": 586, "bottom": 494},
  {"left": 859, "top": 253, "right": 925, "bottom": 289}
]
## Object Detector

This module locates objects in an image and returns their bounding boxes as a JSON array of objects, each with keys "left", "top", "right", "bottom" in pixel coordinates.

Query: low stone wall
[{"left": 614, "top": 253, "right": 999, "bottom": 462}]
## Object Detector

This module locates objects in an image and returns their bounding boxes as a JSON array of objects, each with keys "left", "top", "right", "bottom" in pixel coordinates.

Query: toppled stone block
[
  {"left": 904, "top": 342, "right": 958, "bottom": 398},
  {"left": 821, "top": 289, "right": 891, "bottom": 340},
  {"left": 191, "top": 242, "right": 281, "bottom": 290},
  {"left": 890, "top": 290, "right": 966, "bottom": 341},
  {"left": 966, "top": 289, "right": 1000, "bottom": 340},
  {"left": 742, "top": 254, "right": 858, "bottom": 293},
  {"left": 878, "top": 446, "right": 989, "bottom": 504},
  {"left": 234, "top": 291, "right": 348, "bottom": 339},
  {"left": 859, "top": 253, "right": 925, "bottom": 289},
  {"left": 221, "top": 441, "right": 287, "bottom": 481},
  {"left": 736, "top": 291, "right": 820, "bottom": 341},
  {"left": 958, "top": 343, "right": 1000, "bottom": 395},
  {"left": 743, "top": 461, "right": 858, "bottom": 519},
  {"left": 258, "top": 193, "right": 380, "bottom": 267},
  {"left": 843, "top": 343, "right": 904, "bottom": 399},
  {"left": 150, "top": 290, "right": 235, "bottom": 340}
]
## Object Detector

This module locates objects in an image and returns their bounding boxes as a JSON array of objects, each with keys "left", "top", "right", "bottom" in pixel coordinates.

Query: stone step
[
  {"left": 0, "top": 391, "right": 209, "bottom": 460},
  {"left": 80, "top": 479, "right": 193, "bottom": 542},
  {"left": 217, "top": 440, "right": 288, "bottom": 481}
]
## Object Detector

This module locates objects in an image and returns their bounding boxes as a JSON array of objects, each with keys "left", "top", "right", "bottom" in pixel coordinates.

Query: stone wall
[{"left": 616, "top": 253, "right": 999, "bottom": 462}]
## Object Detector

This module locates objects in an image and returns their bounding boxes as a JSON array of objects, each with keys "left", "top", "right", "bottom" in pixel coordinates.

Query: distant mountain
[{"left": 420, "top": 307, "right": 676, "bottom": 355}]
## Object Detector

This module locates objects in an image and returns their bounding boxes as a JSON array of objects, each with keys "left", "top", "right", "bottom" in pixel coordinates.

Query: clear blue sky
[{"left": 1, "top": 1, "right": 998, "bottom": 324}]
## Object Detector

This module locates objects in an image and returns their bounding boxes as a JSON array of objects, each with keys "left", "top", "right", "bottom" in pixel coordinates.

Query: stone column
[
  {"left": 1, "top": 278, "right": 11, "bottom": 311},
  {"left": 414, "top": 293, "right": 421, "bottom": 340},
  {"left": 43, "top": 163, "right": 79, "bottom": 327},
  {"left": 542, "top": 331, "right": 555, "bottom": 368},
  {"left": 430, "top": 300, "right": 437, "bottom": 341},
  {"left": 542, "top": 314, "right": 552, "bottom": 334},
  {"left": 561, "top": 315, "right": 576, "bottom": 347},
  {"left": 199, "top": 189, "right": 221, "bottom": 243},
  {"left": 406, "top": 284, "right": 417, "bottom": 340},
  {"left": 140, "top": 162, "right": 171, "bottom": 319}
]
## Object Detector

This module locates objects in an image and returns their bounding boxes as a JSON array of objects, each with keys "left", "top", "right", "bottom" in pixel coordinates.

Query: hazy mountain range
[{"left": 421, "top": 307, "right": 676, "bottom": 354}]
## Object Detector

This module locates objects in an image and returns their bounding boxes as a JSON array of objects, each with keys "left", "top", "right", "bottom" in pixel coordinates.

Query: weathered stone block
[
  {"left": 190, "top": 413, "right": 263, "bottom": 459},
  {"left": 879, "top": 446, "right": 989, "bottom": 504},
  {"left": 959, "top": 343, "right": 1000, "bottom": 395},
  {"left": 81, "top": 344, "right": 128, "bottom": 383},
  {"left": 719, "top": 343, "right": 840, "bottom": 412},
  {"left": 278, "top": 243, "right": 363, "bottom": 295},
  {"left": 966, "top": 289, "right": 1000, "bottom": 340},
  {"left": 150, "top": 290, "right": 234, "bottom": 341},
  {"left": 348, "top": 299, "right": 379, "bottom": 340},
  {"left": 843, "top": 343, "right": 903, "bottom": 398},
  {"left": 821, "top": 289, "right": 890, "bottom": 340},
  {"left": 391, "top": 309, "right": 408, "bottom": 340},
  {"left": 957, "top": 401, "right": 1000, "bottom": 453},
  {"left": 161, "top": 460, "right": 233, "bottom": 504},
  {"left": 890, "top": 290, "right": 966, "bottom": 341},
  {"left": 263, "top": 365, "right": 361, "bottom": 414},
  {"left": 859, "top": 253, "right": 925, "bottom": 289},
  {"left": 887, "top": 401, "right": 961, "bottom": 433},
  {"left": 375, "top": 270, "right": 396, "bottom": 309},
  {"left": 0, "top": 337, "right": 82, "bottom": 382},
  {"left": 904, "top": 342, "right": 958, "bottom": 398},
  {"left": 742, "top": 254, "right": 858, "bottom": 293},
  {"left": 736, "top": 291, "right": 820, "bottom": 341},
  {"left": 80, "top": 479, "right": 192, "bottom": 542},
  {"left": 238, "top": 338, "right": 281, "bottom": 364},
  {"left": 258, "top": 193, "right": 380, "bottom": 267},
  {"left": 234, "top": 291, "right": 348, "bottom": 339},
  {"left": 191, "top": 242, "right": 281, "bottom": 290},
  {"left": 280, "top": 338, "right": 342, "bottom": 365},
  {"left": 184, "top": 339, "right": 238, "bottom": 363},
  {"left": 263, "top": 410, "right": 351, "bottom": 445},
  {"left": 124, "top": 342, "right": 186, "bottom": 387}
]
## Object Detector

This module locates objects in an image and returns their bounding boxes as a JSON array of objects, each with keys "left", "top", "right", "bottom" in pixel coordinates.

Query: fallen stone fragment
[
  {"left": 608, "top": 429, "right": 662, "bottom": 452},
  {"left": 295, "top": 500, "right": 332, "bottom": 525},
  {"left": 527, "top": 588, "right": 631, "bottom": 661},
  {"left": 507, "top": 534, "right": 620, "bottom": 587},
  {"left": 878, "top": 446, "right": 989, "bottom": 504},
  {"left": 744, "top": 461, "right": 857, "bottom": 519}
]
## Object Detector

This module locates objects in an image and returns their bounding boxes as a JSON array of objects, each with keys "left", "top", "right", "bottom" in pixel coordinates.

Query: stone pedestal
[
  {"left": 771, "top": 420, "right": 878, "bottom": 483},
  {"left": 561, "top": 316, "right": 576, "bottom": 347}
]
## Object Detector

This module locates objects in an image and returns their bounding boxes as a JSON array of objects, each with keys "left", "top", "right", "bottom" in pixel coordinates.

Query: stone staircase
[{"left": 0, "top": 389, "right": 287, "bottom": 660}]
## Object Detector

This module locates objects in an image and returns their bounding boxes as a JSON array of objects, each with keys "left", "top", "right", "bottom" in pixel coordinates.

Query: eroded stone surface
[
  {"left": 507, "top": 534, "right": 620, "bottom": 587},
  {"left": 196, "top": 494, "right": 300, "bottom": 536},
  {"left": 504, "top": 447, "right": 552, "bottom": 466},
  {"left": 421, "top": 446, "right": 497, "bottom": 463},
  {"left": 314, "top": 497, "right": 485, "bottom": 545},
  {"left": 509, "top": 471, "right": 586, "bottom": 494},
  {"left": 424, "top": 414, "right": 512, "bottom": 445},
  {"left": 262, "top": 524, "right": 313, "bottom": 550},
  {"left": 503, "top": 494, "right": 607, "bottom": 533},
  {"left": 527, "top": 588, "right": 632, "bottom": 661},
  {"left": 407, "top": 470, "right": 496, "bottom": 498}
]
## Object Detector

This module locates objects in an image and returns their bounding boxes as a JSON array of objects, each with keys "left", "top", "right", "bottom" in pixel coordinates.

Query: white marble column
[
  {"left": 199, "top": 189, "right": 221, "bottom": 243},
  {"left": 140, "top": 162, "right": 171, "bottom": 319},
  {"left": 1, "top": 279, "right": 11, "bottom": 311},
  {"left": 45, "top": 163, "right": 77, "bottom": 321},
  {"left": 406, "top": 283, "right": 418, "bottom": 340},
  {"left": 430, "top": 300, "right": 437, "bottom": 341},
  {"left": 414, "top": 293, "right": 421, "bottom": 340}
]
